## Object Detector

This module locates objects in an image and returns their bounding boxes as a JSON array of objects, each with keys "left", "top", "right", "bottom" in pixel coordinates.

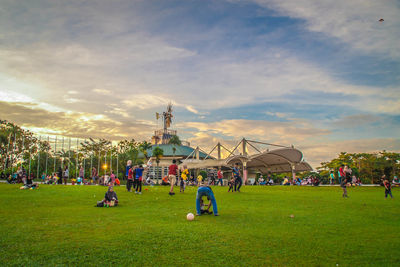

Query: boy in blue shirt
[
  {"left": 196, "top": 186, "right": 218, "bottom": 216},
  {"left": 134, "top": 164, "right": 148, "bottom": 194}
]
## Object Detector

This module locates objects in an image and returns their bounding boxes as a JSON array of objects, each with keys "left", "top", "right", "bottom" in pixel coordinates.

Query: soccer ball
[{"left": 187, "top": 213, "right": 194, "bottom": 221}]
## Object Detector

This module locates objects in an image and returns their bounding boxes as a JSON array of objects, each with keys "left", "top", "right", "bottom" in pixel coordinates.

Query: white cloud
[
  {"left": 247, "top": 0, "right": 400, "bottom": 58},
  {"left": 92, "top": 89, "right": 112, "bottom": 95},
  {"left": 185, "top": 105, "right": 199, "bottom": 114}
]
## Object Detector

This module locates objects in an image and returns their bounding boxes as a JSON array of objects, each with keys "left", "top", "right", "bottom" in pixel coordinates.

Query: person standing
[
  {"left": 340, "top": 172, "right": 348, "bottom": 198},
  {"left": 125, "top": 160, "right": 132, "bottom": 181},
  {"left": 383, "top": 175, "right": 393, "bottom": 199},
  {"left": 134, "top": 165, "right": 145, "bottom": 194},
  {"left": 57, "top": 167, "right": 63, "bottom": 185},
  {"left": 110, "top": 170, "right": 116, "bottom": 186},
  {"left": 216, "top": 168, "right": 223, "bottom": 186},
  {"left": 232, "top": 163, "right": 242, "bottom": 192},
  {"left": 168, "top": 160, "right": 178, "bottom": 195},
  {"left": 127, "top": 166, "right": 135, "bottom": 192},
  {"left": 79, "top": 166, "right": 84, "bottom": 180},
  {"left": 180, "top": 166, "right": 189, "bottom": 193},
  {"left": 91, "top": 167, "right": 97, "bottom": 184},
  {"left": 338, "top": 164, "right": 345, "bottom": 185},
  {"left": 63, "top": 166, "right": 69, "bottom": 185},
  {"left": 330, "top": 171, "right": 335, "bottom": 185},
  {"left": 344, "top": 165, "right": 352, "bottom": 185}
]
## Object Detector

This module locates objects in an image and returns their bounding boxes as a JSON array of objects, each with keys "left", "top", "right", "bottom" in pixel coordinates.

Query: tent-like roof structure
[{"left": 180, "top": 147, "right": 312, "bottom": 173}]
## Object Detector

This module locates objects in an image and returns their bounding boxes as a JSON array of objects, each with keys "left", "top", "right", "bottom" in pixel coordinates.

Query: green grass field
[{"left": 0, "top": 184, "right": 399, "bottom": 266}]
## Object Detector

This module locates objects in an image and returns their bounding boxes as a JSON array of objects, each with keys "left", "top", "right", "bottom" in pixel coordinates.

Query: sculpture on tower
[{"left": 152, "top": 103, "right": 177, "bottom": 145}]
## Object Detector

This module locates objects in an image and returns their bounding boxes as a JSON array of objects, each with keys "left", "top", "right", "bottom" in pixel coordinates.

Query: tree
[
  {"left": 139, "top": 141, "right": 152, "bottom": 160},
  {"left": 152, "top": 146, "right": 164, "bottom": 185},
  {"left": 169, "top": 135, "right": 181, "bottom": 146}
]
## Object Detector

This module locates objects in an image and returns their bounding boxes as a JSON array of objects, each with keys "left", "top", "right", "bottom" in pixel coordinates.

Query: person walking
[
  {"left": 168, "top": 160, "right": 178, "bottom": 195},
  {"left": 383, "top": 175, "right": 393, "bottom": 199},
  {"left": 232, "top": 163, "right": 242, "bottom": 192},
  {"left": 216, "top": 167, "right": 223, "bottom": 186},
  {"left": 180, "top": 166, "right": 189, "bottom": 193}
]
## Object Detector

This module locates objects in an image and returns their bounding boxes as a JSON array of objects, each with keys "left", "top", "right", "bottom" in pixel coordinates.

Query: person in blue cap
[{"left": 196, "top": 185, "right": 219, "bottom": 216}]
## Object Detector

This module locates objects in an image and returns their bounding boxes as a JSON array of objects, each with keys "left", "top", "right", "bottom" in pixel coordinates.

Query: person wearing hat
[{"left": 196, "top": 185, "right": 218, "bottom": 216}]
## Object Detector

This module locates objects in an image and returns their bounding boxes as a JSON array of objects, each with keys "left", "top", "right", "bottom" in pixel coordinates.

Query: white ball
[{"left": 186, "top": 213, "right": 194, "bottom": 221}]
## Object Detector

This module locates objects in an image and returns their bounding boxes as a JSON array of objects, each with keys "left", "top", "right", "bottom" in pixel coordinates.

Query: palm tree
[
  {"left": 152, "top": 146, "right": 164, "bottom": 185},
  {"left": 168, "top": 135, "right": 182, "bottom": 146},
  {"left": 139, "top": 141, "right": 152, "bottom": 160}
]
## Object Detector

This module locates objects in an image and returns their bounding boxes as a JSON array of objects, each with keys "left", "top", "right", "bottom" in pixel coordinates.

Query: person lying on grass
[
  {"left": 97, "top": 186, "right": 118, "bottom": 207},
  {"left": 20, "top": 183, "right": 39, "bottom": 190},
  {"left": 196, "top": 185, "right": 218, "bottom": 216}
]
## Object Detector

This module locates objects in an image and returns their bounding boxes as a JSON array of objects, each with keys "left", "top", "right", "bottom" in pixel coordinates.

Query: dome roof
[{"left": 146, "top": 144, "right": 211, "bottom": 159}]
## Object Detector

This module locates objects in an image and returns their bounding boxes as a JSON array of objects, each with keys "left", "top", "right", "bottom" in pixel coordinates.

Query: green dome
[{"left": 146, "top": 144, "right": 211, "bottom": 159}]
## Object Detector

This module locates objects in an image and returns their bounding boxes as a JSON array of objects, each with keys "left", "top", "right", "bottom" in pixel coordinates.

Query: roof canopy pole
[
  {"left": 242, "top": 138, "right": 248, "bottom": 185},
  {"left": 226, "top": 140, "right": 242, "bottom": 158},
  {"left": 217, "top": 142, "right": 221, "bottom": 160},
  {"left": 195, "top": 147, "right": 200, "bottom": 160},
  {"left": 291, "top": 163, "right": 296, "bottom": 181},
  {"left": 242, "top": 138, "right": 247, "bottom": 156},
  {"left": 204, "top": 144, "right": 218, "bottom": 160},
  {"left": 247, "top": 141, "right": 262, "bottom": 154}
]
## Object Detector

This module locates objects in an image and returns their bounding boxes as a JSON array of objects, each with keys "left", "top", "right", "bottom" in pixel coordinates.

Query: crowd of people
[{"left": 1, "top": 159, "right": 397, "bottom": 202}]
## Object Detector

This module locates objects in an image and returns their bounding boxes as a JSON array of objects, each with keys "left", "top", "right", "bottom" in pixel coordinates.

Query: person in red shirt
[
  {"left": 168, "top": 160, "right": 178, "bottom": 195},
  {"left": 127, "top": 167, "right": 135, "bottom": 192},
  {"left": 216, "top": 167, "right": 223, "bottom": 186},
  {"left": 339, "top": 164, "right": 345, "bottom": 184}
]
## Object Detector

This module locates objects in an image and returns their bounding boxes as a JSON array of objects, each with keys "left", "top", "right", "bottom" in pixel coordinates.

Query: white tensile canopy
[{"left": 179, "top": 147, "right": 312, "bottom": 173}]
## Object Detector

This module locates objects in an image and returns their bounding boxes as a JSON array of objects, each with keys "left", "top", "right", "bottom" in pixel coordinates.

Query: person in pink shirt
[{"left": 110, "top": 170, "right": 116, "bottom": 186}]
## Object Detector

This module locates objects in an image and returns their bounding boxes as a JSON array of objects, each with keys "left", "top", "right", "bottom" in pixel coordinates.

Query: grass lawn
[{"left": 0, "top": 183, "right": 399, "bottom": 266}]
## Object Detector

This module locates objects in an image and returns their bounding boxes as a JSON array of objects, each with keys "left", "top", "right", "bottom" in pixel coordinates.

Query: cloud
[
  {"left": 185, "top": 105, "right": 199, "bottom": 114},
  {"left": 0, "top": 101, "right": 155, "bottom": 141},
  {"left": 331, "top": 114, "right": 380, "bottom": 128},
  {"left": 247, "top": 0, "right": 400, "bottom": 58},
  {"left": 92, "top": 89, "right": 112, "bottom": 95},
  {"left": 178, "top": 118, "right": 330, "bottom": 144}
]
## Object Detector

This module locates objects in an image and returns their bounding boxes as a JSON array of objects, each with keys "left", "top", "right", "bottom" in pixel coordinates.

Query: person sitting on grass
[
  {"left": 97, "top": 186, "right": 118, "bottom": 207},
  {"left": 196, "top": 185, "right": 218, "bottom": 216},
  {"left": 282, "top": 177, "right": 290, "bottom": 185},
  {"left": 392, "top": 176, "right": 399, "bottom": 186},
  {"left": 161, "top": 176, "right": 170, "bottom": 185}
]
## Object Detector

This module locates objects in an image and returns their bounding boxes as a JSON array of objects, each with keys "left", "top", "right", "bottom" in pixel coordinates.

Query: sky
[{"left": 1, "top": 0, "right": 399, "bottom": 168}]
